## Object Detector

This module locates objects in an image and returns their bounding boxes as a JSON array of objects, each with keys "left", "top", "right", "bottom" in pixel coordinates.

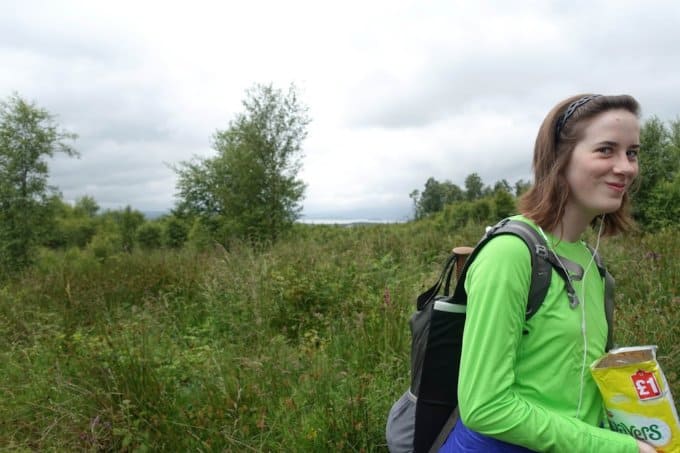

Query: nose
[{"left": 612, "top": 152, "right": 638, "bottom": 177}]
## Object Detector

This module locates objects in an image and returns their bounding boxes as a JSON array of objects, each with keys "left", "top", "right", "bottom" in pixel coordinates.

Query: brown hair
[{"left": 518, "top": 94, "right": 640, "bottom": 236}]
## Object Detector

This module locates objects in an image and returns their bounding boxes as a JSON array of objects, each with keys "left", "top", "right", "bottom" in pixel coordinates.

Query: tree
[
  {"left": 418, "top": 177, "right": 446, "bottom": 217},
  {"left": 73, "top": 195, "right": 99, "bottom": 218},
  {"left": 514, "top": 179, "right": 532, "bottom": 197},
  {"left": 635, "top": 118, "right": 672, "bottom": 201},
  {"left": 174, "top": 84, "right": 310, "bottom": 242},
  {"left": 43, "top": 196, "right": 98, "bottom": 249},
  {"left": 98, "top": 206, "right": 145, "bottom": 252},
  {"left": 0, "top": 94, "right": 77, "bottom": 273},
  {"left": 645, "top": 171, "right": 680, "bottom": 230},
  {"left": 492, "top": 179, "right": 512, "bottom": 194},
  {"left": 411, "top": 177, "right": 466, "bottom": 219},
  {"left": 441, "top": 180, "right": 464, "bottom": 204},
  {"left": 464, "top": 173, "right": 484, "bottom": 200},
  {"left": 632, "top": 117, "right": 680, "bottom": 228},
  {"left": 117, "top": 206, "right": 145, "bottom": 252},
  {"left": 670, "top": 117, "right": 680, "bottom": 156},
  {"left": 409, "top": 189, "right": 420, "bottom": 219}
]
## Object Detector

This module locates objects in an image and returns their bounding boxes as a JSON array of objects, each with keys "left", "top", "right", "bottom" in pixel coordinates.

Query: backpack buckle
[{"left": 567, "top": 291, "right": 580, "bottom": 308}]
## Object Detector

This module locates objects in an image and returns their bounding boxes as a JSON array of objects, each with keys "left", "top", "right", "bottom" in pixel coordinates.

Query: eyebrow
[{"left": 596, "top": 140, "right": 640, "bottom": 149}]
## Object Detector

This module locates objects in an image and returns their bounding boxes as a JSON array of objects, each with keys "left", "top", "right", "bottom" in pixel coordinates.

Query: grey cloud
[
  {"left": 0, "top": 2, "right": 138, "bottom": 64},
  {"left": 0, "top": 3, "right": 183, "bottom": 212},
  {"left": 47, "top": 138, "right": 186, "bottom": 211},
  {"left": 51, "top": 171, "right": 176, "bottom": 212},
  {"left": 34, "top": 69, "right": 176, "bottom": 143},
  {"left": 51, "top": 157, "right": 168, "bottom": 189},
  {"left": 0, "top": 23, "right": 128, "bottom": 63},
  {"left": 347, "top": 1, "right": 680, "bottom": 130},
  {"left": 4, "top": 0, "right": 680, "bottom": 221},
  {"left": 347, "top": 51, "right": 566, "bottom": 129},
  {"left": 0, "top": 2, "right": 170, "bottom": 145}
]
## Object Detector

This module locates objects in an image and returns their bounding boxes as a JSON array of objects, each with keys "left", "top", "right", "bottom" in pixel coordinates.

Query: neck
[{"left": 549, "top": 204, "right": 595, "bottom": 242}]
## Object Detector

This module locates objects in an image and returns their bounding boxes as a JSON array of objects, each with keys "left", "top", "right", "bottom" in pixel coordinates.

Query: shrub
[
  {"left": 136, "top": 223, "right": 163, "bottom": 250},
  {"left": 164, "top": 217, "right": 188, "bottom": 248}
]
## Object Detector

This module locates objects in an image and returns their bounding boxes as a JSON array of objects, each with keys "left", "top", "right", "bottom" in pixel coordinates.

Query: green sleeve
[{"left": 457, "top": 234, "right": 638, "bottom": 453}]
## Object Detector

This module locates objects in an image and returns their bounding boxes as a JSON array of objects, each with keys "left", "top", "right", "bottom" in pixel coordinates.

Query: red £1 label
[{"left": 631, "top": 370, "right": 661, "bottom": 400}]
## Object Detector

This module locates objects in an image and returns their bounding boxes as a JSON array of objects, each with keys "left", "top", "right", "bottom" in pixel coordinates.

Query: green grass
[{"left": 0, "top": 221, "right": 678, "bottom": 451}]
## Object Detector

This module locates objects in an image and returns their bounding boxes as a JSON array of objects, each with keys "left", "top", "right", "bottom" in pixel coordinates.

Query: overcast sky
[{"left": 2, "top": 0, "right": 679, "bottom": 220}]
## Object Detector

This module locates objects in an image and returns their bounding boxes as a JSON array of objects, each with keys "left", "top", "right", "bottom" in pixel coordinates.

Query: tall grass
[{"left": 0, "top": 221, "right": 677, "bottom": 451}]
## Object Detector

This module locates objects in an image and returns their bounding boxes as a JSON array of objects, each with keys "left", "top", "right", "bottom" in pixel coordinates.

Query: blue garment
[{"left": 439, "top": 418, "right": 536, "bottom": 452}]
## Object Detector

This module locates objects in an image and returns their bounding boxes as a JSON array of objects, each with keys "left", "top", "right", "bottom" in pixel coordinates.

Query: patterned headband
[{"left": 554, "top": 95, "right": 602, "bottom": 142}]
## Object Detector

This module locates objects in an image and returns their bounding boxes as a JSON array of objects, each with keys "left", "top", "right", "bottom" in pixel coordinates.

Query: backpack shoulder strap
[
  {"left": 493, "top": 220, "right": 554, "bottom": 320},
  {"left": 416, "top": 253, "right": 458, "bottom": 310},
  {"left": 450, "top": 218, "right": 553, "bottom": 321}
]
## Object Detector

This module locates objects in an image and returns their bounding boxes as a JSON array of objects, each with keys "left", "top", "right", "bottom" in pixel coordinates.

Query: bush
[
  {"left": 644, "top": 171, "right": 680, "bottom": 231},
  {"left": 164, "top": 217, "right": 188, "bottom": 248},
  {"left": 493, "top": 189, "right": 516, "bottom": 219},
  {"left": 53, "top": 216, "right": 97, "bottom": 248},
  {"left": 187, "top": 218, "right": 213, "bottom": 251},
  {"left": 88, "top": 230, "right": 120, "bottom": 260},
  {"left": 136, "top": 223, "right": 163, "bottom": 250}
]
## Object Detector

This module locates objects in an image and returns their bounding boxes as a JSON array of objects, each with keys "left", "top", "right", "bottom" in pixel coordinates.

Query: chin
[{"left": 598, "top": 201, "right": 623, "bottom": 215}]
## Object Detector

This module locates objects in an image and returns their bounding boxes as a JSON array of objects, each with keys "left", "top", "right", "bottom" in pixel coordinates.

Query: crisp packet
[{"left": 591, "top": 346, "right": 680, "bottom": 453}]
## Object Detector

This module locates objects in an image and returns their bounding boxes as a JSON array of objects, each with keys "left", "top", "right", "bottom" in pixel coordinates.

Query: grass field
[{"left": 1, "top": 219, "right": 678, "bottom": 451}]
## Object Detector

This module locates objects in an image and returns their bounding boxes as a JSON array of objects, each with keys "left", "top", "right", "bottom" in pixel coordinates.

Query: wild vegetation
[
  {"left": 1, "top": 90, "right": 678, "bottom": 450},
  {"left": 173, "top": 83, "right": 310, "bottom": 243},
  {"left": 1, "top": 217, "right": 677, "bottom": 451}
]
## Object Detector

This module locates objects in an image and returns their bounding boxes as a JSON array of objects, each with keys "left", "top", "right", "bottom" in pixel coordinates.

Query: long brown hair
[{"left": 518, "top": 94, "right": 640, "bottom": 236}]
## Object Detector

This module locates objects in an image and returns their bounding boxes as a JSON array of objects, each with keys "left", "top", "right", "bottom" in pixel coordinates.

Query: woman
[{"left": 440, "top": 94, "right": 656, "bottom": 452}]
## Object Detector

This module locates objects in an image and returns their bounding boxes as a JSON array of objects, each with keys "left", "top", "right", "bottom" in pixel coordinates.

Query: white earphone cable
[
  {"left": 574, "top": 214, "right": 605, "bottom": 417},
  {"left": 538, "top": 215, "right": 605, "bottom": 418}
]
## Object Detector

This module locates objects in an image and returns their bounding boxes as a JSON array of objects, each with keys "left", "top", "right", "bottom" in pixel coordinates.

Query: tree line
[
  {"left": 410, "top": 118, "right": 680, "bottom": 228},
  {"left": 409, "top": 173, "right": 531, "bottom": 220},
  {"left": 0, "top": 85, "right": 308, "bottom": 277},
  {"left": 1, "top": 88, "right": 678, "bottom": 278}
]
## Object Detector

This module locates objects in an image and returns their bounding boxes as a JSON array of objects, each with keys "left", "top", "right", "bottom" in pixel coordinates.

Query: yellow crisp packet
[{"left": 591, "top": 346, "right": 680, "bottom": 453}]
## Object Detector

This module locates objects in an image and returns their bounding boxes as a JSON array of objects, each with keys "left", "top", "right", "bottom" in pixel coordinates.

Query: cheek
[
  {"left": 571, "top": 174, "right": 592, "bottom": 192},
  {"left": 631, "top": 161, "right": 640, "bottom": 178},
  {"left": 565, "top": 164, "right": 591, "bottom": 191}
]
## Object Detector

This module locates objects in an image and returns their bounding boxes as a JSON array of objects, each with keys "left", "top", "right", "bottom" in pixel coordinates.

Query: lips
[{"left": 605, "top": 182, "right": 626, "bottom": 193}]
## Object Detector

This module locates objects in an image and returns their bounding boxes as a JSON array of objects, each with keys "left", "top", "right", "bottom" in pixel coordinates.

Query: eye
[
  {"left": 626, "top": 149, "right": 639, "bottom": 160},
  {"left": 597, "top": 146, "right": 613, "bottom": 155}
]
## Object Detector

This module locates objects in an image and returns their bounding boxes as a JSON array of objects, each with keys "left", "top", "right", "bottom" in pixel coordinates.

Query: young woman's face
[{"left": 564, "top": 109, "right": 640, "bottom": 220}]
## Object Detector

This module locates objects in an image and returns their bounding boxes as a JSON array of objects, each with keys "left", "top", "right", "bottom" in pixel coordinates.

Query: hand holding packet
[{"left": 591, "top": 346, "right": 680, "bottom": 453}]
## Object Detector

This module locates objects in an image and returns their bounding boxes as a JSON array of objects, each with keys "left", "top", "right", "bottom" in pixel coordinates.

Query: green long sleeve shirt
[{"left": 457, "top": 216, "right": 638, "bottom": 452}]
